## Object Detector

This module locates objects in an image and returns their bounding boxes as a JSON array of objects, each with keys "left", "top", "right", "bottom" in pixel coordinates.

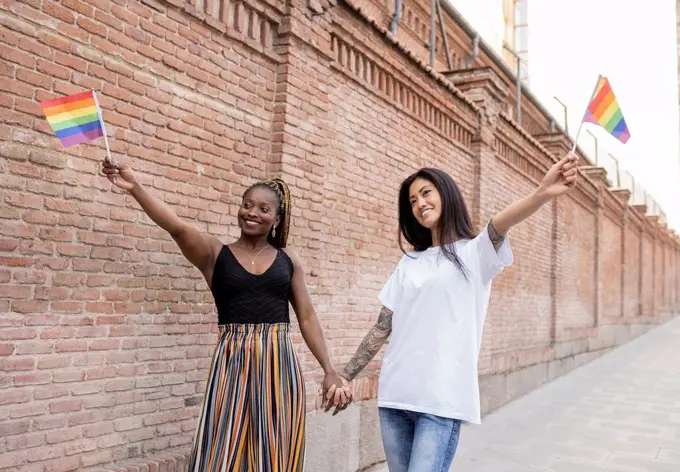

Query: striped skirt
[{"left": 188, "top": 323, "right": 306, "bottom": 472}]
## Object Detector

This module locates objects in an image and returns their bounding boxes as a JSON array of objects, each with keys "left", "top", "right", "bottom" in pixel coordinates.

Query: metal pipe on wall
[
  {"left": 440, "top": 1, "right": 582, "bottom": 150},
  {"left": 554, "top": 96, "right": 568, "bottom": 135},
  {"left": 467, "top": 34, "right": 479, "bottom": 68},
  {"left": 586, "top": 130, "right": 598, "bottom": 165},
  {"left": 503, "top": 44, "right": 521, "bottom": 125},
  {"left": 430, "top": 0, "right": 436, "bottom": 68},
  {"left": 610, "top": 153, "right": 620, "bottom": 187},
  {"left": 390, "top": 0, "right": 402, "bottom": 36},
  {"left": 435, "top": 0, "right": 453, "bottom": 70}
]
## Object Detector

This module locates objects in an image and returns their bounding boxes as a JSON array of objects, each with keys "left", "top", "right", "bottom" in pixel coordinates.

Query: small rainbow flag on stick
[
  {"left": 572, "top": 75, "right": 630, "bottom": 151},
  {"left": 40, "top": 90, "right": 112, "bottom": 159}
]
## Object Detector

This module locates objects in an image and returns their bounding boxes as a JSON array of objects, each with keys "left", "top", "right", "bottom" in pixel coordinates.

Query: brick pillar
[
  {"left": 646, "top": 216, "right": 660, "bottom": 318},
  {"left": 442, "top": 68, "right": 508, "bottom": 368},
  {"left": 580, "top": 166, "right": 608, "bottom": 326},
  {"left": 612, "top": 189, "right": 631, "bottom": 318},
  {"left": 443, "top": 68, "right": 509, "bottom": 230},
  {"left": 272, "top": 5, "right": 335, "bottom": 253},
  {"left": 630, "top": 205, "right": 648, "bottom": 318},
  {"left": 271, "top": 0, "right": 337, "bottom": 402},
  {"left": 535, "top": 133, "right": 577, "bottom": 339},
  {"left": 534, "top": 133, "right": 572, "bottom": 160}
]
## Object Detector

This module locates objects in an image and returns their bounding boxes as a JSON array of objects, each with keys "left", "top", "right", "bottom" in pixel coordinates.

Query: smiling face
[
  {"left": 238, "top": 186, "right": 281, "bottom": 238},
  {"left": 408, "top": 177, "right": 442, "bottom": 230}
]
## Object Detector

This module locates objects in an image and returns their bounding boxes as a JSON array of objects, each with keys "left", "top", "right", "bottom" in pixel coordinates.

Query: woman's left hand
[
  {"left": 322, "top": 371, "right": 352, "bottom": 415},
  {"left": 537, "top": 153, "right": 579, "bottom": 199}
]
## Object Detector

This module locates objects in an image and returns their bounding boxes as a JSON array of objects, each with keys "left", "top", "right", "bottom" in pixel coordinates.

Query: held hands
[
  {"left": 321, "top": 371, "right": 352, "bottom": 416},
  {"left": 102, "top": 159, "right": 139, "bottom": 192},
  {"left": 537, "top": 152, "right": 579, "bottom": 199}
]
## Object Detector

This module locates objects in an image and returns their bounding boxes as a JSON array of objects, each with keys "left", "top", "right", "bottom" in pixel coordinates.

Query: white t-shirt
[{"left": 377, "top": 224, "right": 513, "bottom": 424}]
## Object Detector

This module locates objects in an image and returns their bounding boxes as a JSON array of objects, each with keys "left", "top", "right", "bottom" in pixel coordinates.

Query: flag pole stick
[
  {"left": 92, "top": 90, "right": 113, "bottom": 164},
  {"left": 571, "top": 74, "right": 602, "bottom": 154}
]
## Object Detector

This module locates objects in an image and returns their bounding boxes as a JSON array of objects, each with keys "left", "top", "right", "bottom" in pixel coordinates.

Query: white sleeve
[
  {"left": 468, "top": 222, "right": 513, "bottom": 283},
  {"left": 378, "top": 257, "right": 404, "bottom": 312}
]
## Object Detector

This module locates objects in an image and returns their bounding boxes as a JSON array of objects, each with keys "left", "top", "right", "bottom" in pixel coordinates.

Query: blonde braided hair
[{"left": 245, "top": 178, "right": 291, "bottom": 248}]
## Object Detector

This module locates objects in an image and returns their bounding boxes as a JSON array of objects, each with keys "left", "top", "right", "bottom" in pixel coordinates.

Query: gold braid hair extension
[{"left": 269, "top": 178, "right": 291, "bottom": 248}]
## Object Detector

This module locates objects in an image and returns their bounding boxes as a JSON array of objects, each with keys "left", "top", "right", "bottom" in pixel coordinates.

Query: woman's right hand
[{"left": 102, "top": 159, "right": 138, "bottom": 191}]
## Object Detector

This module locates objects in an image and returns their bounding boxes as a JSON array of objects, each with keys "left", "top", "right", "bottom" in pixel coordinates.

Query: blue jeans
[{"left": 379, "top": 407, "right": 461, "bottom": 472}]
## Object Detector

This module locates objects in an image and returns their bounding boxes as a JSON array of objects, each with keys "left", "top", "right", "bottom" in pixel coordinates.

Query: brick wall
[{"left": 1, "top": 0, "right": 679, "bottom": 470}]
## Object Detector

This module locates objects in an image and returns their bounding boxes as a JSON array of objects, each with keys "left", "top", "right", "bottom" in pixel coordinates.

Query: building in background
[
  {"left": 453, "top": 0, "right": 678, "bottom": 227},
  {"left": 677, "top": 0, "right": 680, "bottom": 150},
  {"left": 452, "top": 0, "right": 529, "bottom": 82},
  {"left": 502, "top": 0, "right": 529, "bottom": 83}
]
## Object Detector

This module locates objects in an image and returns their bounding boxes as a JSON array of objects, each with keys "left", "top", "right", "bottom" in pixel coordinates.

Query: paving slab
[{"left": 374, "top": 316, "right": 680, "bottom": 471}]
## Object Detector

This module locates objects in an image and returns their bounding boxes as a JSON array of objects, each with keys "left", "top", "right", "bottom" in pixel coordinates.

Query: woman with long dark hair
[
  {"left": 336, "top": 154, "right": 579, "bottom": 471},
  {"left": 101, "top": 159, "right": 351, "bottom": 471}
]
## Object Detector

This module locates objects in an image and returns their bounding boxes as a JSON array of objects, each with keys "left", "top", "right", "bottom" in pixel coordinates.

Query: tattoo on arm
[
  {"left": 488, "top": 219, "right": 505, "bottom": 250},
  {"left": 342, "top": 306, "right": 393, "bottom": 381}
]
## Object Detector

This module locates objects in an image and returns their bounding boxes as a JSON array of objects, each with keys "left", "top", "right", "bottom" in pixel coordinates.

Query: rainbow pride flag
[
  {"left": 583, "top": 76, "right": 630, "bottom": 144},
  {"left": 40, "top": 90, "right": 105, "bottom": 147}
]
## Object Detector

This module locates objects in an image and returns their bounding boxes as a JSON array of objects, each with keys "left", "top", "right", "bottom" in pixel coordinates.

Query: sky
[{"left": 452, "top": 0, "right": 680, "bottom": 230}]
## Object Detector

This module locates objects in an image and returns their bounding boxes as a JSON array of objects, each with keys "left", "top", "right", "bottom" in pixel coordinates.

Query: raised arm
[
  {"left": 489, "top": 153, "right": 579, "bottom": 246},
  {"left": 341, "top": 306, "right": 393, "bottom": 382},
  {"left": 102, "top": 160, "right": 220, "bottom": 275}
]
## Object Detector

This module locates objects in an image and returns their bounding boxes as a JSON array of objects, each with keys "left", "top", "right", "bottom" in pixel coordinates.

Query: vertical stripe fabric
[{"left": 189, "top": 323, "right": 306, "bottom": 472}]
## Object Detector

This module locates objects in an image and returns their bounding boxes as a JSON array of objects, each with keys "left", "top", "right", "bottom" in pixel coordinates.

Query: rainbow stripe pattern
[
  {"left": 40, "top": 90, "right": 104, "bottom": 147},
  {"left": 584, "top": 76, "right": 630, "bottom": 144},
  {"left": 188, "top": 323, "right": 305, "bottom": 471}
]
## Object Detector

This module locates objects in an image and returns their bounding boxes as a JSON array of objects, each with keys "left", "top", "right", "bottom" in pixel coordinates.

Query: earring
[{"left": 272, "top": 227, "right": 276, "bottom": 237}]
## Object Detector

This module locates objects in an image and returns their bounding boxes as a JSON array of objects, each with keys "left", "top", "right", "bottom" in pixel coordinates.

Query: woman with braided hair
[{"left": 101, "top": 160, "right": 350, "bottom": 471}]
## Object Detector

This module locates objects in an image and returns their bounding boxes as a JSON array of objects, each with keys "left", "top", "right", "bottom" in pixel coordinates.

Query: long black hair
[
  {"left": 243, "top": 178, "right": 291, "bottom": 248},
  {"left": 398, "top": 168, "right": 475, "bottom": 276}
]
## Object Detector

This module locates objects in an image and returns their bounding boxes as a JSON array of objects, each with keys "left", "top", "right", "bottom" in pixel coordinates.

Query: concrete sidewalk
[{"left": 376, "top": 316, "right": 680, "bottom": 471}]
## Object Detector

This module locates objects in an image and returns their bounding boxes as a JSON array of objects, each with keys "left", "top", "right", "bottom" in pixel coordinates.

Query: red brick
[
  {"left": 45, "top": 426, "right": 81, "bottom": 444},
  {"left": 1, "top": 357, "right": 36, "bottom": 371},
  {"left": 112, "top": 5, "right": 140, "bottom": 26},
  {"left": 16, "top": 68, "right": 52, "bottom": 89},
  {"left": 5, "top": 431, "right": 46, "bottom": 451},
  {"left": 61, "top": 0, "right": 94, "bottom": 16},
  {"left": 55, "top": 340, "right": 88, "bottom": 353},
  {"left": 10, "top": 402, "right": 47, "bottom": 418},
  {"left": 0, "top": 239, "right": 19, "bottom": 251},
  {"left": 94, "top": 10, "right": 125, "bottom": 31},
  {"left": 52, "top": 53, "right": 87, "bottom": 75},
  {"left": 0, "top": 76, "right": 34, "bottom": 97},
  {"left": 82, "top": 422, "right": 114, "bottom": 439},
  {"left": 77, "top": 16, "right": 107, "bottom": 37},
  {"left": 17, "top": 36, "right": 51, "bottom": 59},
  {"left": 37, "top": 31, "right": 71, "bottom": 53},
  {"left": 13, "top": 372, "right": 51, "bottom": 386},
  {"left": 15, "top": 98, "right": 43, "bottom": 117},
  {"left": 0, "top": 44, "right": 36, "bottom": 68},
  {"left": 0, "top": 419, "right": 31, "bottom": 435},
  {"left": 49, "top": 398, "right": 83, "bottom": 413},
  {"left": 11, "top": 300, "right": 48, "bottom": 313},
  {"left": 0, "top": 343, "right": 15, "bottom": 356},
  {"left": 42, "top": 1, "right": 76, "bottom": 23},
  {"left": 0, "top": 285, "right": 31, "bottom": 298}
]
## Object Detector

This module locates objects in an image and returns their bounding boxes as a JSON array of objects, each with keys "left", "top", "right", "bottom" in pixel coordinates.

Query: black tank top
[{"left": 211, "top": 245, "right": 293, "bottom": 324}]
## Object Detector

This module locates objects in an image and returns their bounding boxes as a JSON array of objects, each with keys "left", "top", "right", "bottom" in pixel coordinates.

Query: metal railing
[{"left": 600, "top": 153, "right": 666, "bottom": 223}]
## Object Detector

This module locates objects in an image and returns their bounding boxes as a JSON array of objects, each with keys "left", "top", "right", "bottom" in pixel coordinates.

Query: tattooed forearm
[
  {"left": 488, "top": 219, "right": 505, "bottom": 250},
  {"left": 342, "top": 306, "right": 393, "bottom": 381}
]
